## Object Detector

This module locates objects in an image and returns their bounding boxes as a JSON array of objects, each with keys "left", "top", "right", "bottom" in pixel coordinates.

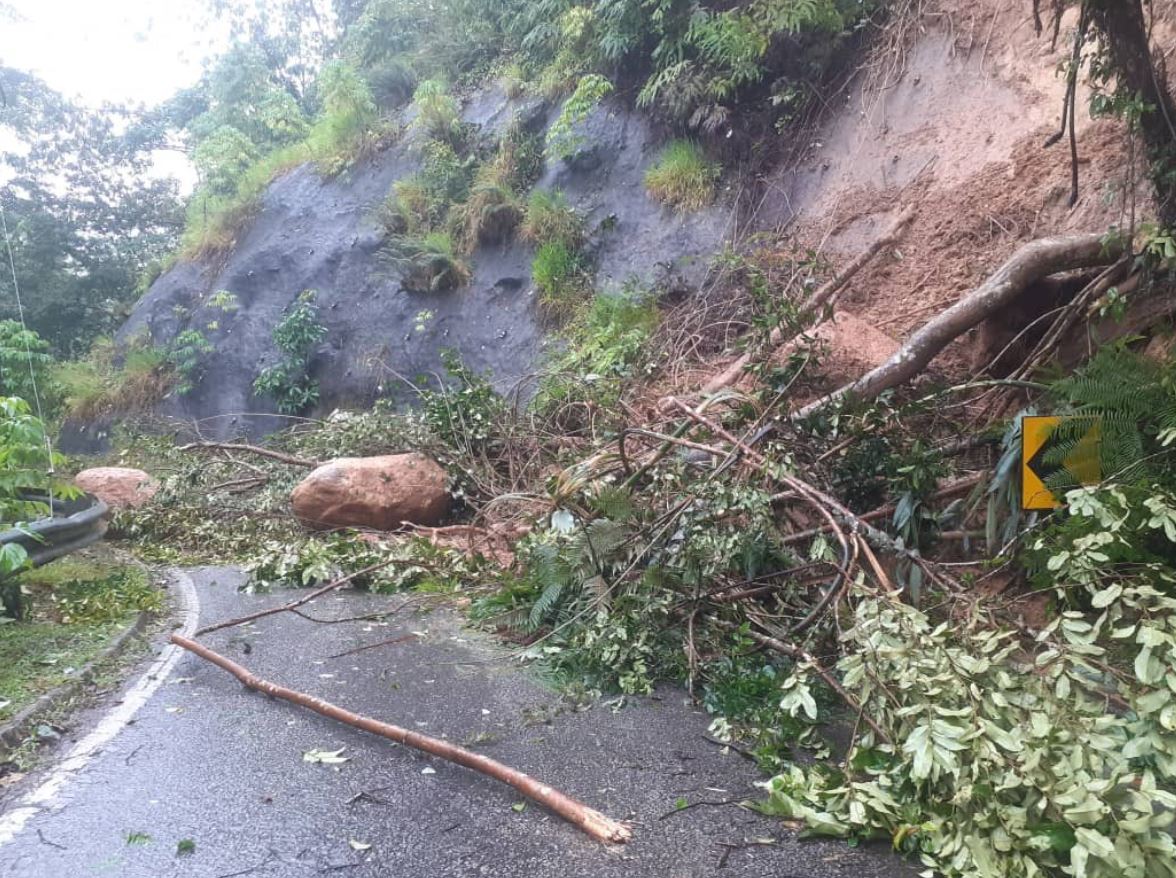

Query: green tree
[
  {"left": 0, "top": 68, "right": 183, "bottom": 356},
  {"left": 0, "top": 321, "right": 52, "bottom": 408}
]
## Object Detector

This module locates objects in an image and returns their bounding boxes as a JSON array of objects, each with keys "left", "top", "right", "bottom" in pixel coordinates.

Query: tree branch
[
  {"left": 793, "top": 232, "right": 1124, "bottom": 419},
  {"left": 179, "top": 441, "right": 319, "bottom": 469},
  {"left": 170, "top": 635, "right": 632, "bottom": 845}
]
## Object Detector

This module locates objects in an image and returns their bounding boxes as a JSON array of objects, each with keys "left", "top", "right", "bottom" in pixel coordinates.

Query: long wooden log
[{"left": 170, "top": 635, "right": 632, "bottom": 844}]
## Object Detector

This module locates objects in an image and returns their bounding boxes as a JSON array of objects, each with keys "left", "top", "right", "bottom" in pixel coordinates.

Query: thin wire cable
[{"left": 0, "top": 195, "right": 56, "bottom": 516}]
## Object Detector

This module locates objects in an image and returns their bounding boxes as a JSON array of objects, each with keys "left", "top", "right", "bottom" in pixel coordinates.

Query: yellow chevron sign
[{"left": 1021, "top": 416, "right": 1102, "bottom": 510}]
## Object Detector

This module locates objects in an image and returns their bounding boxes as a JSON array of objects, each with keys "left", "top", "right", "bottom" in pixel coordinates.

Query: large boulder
[
  {"left": 291, "top": 453, "right": 449, "bottom": 530},
  {"left": 74, "top": 466, "right": 158, "bottom": 510}
]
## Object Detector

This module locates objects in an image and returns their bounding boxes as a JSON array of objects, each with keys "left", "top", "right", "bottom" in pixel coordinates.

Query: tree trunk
[
  {"left": 793, "top": 232, "right": 1124, "bottom": 418},
  {"left": 1089, "top": 0, "right": 1176, "bottom": 227}
]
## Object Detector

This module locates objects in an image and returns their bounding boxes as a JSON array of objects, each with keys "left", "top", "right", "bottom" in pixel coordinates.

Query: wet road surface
[{"left": 0, "top": 567, "right": 917, "bottom": 877}]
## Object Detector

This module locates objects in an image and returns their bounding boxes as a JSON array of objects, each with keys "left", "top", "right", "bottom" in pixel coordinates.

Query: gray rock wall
[{"left": 113, "top": 87, "right": 734, "bottom": 440}]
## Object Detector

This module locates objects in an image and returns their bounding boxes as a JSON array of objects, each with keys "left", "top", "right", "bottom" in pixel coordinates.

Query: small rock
[
  {"left": 74, "top": 466, "right": 158, "bottom": 510},
  {"left": 291, "top": 453, "right": 449, "bottom": 530}
]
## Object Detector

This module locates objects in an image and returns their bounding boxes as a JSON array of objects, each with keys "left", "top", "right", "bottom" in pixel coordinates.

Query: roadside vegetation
[
  {"left": 7, "top": 1, "right": 1176, "bottom": 877},
  {"left": 0, "top": 556, "right": 158, "bottom": 720}
]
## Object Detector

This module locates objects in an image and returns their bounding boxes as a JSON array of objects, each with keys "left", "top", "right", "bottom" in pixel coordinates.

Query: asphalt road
[{"left": 0, "top": 567, "right": 918, "bottom": 878}]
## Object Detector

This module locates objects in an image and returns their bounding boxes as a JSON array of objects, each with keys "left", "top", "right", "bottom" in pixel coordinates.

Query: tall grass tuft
[{"left": 644, "top": 140, "right": 719, "bottom": 211}]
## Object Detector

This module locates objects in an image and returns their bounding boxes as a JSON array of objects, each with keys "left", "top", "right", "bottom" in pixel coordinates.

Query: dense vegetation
[{"left": 5, "top": 2, "right": 1176, "bottom": 877}]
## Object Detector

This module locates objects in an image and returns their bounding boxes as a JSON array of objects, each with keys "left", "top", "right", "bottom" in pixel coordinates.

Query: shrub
[
  {"left": 520, "top": 189, "right": 582, "bottom": 248},
  {"left": 308, "top": 61, "right": 380, "bottom": 169},
  {"left": 387, "top": 141, "right": 476, "bottom": 235},
  {"left": 454, "top": 181, "right": 522, "bottom": 252},
  {"left": 53, "top": 338, "right": 174, "bottom": 422},
  {"left": 419, "top": 351, "right": 507, "bottom": 453},
  {"left": 252, "top": 291, "right": 327, "bottom": 415},
  {"left": 546, "top": 74, "right": 613, "bottom": 160},
  {"left": 168, "top": 330, "right": 214, "bottom": 395},
  {"left": 366, "top": 58, "right": 417, "bottom": 107},
  {"left": 194, "top": 126, "right": 260, "bottom": 197},
  {"left": 410, "top": 79, "right": 462, "bottom": 144},
  {"left": 0, "top": 320, "right": 53, "bottom": 410},
  {"left": 644, "top": 140, "right": 720, "bottom": 211},
  {"left": 538, "top": 290, "right": 658, "bottom": 412},
  {"left": 531, "top": 240, "right": 587, "bottom": 311},
  {"left": 0, "top": 396, "right": 76, "bottom": 527},
  {"left": 384, "top": 231, "right": 471, "bottom": 293}
]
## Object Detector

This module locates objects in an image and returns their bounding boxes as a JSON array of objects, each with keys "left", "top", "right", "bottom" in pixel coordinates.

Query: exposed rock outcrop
[
  {"left": 73, "top": 467, "right": 158, "bottom": 510},
  {"left": 112, "top": 87, "right": 734, "bottom": 442},
  {"left": 291, "top": 453, "right": 449, "bottom": 530}
]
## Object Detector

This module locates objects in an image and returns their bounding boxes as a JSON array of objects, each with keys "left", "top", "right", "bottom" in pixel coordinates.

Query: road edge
[{"left": 0, "top": 568, "right": 200, "bottom": 846}]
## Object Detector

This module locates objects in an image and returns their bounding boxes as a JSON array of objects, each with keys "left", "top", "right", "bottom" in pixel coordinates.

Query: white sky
[
  {"left": 1, "top": 0, "right": 231, "bottom": 188},
  {"left": 1, "top": 0, "right": 225, "bottom": 107}
]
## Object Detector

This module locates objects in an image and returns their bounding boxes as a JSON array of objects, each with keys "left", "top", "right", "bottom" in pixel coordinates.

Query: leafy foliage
[
  {"left": 168, "top": 330, "right": 215, "bottom": 396},
  {"left": 1045, "top": 345, "right": 1176, "bottom": 488},
  {"left": 762, "top": 484, "right": 1176, "bottom": 878},
  {"left": 409, "top": 79, "right": 463, "bottom": 144},
  {"left": 545, "top": 74, "right": 613, "bottom": 160},
  {"left": 0, "top": 396, "right": 75, "bottom": 525},
  {"left": 420, "top": 351, "right": 508, "bottom": 452},
  {"left": 253, "top": 291, "right": 327, "bottom": 414},
  {"left": 538, "top": 290, "right": 658, "bottom": 415},
  {"left": 0, "top": 320, "right": 54, "bottom": 409}
]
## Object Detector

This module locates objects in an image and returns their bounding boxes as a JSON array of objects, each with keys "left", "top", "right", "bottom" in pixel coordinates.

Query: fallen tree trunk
[
  {"left": 171, "top": 635, "right": 632, "bottom": 845},
  {"left": 793, "top": 232, "right": 1124, "bottom": 419},
  {"left": 704, "top": 206, "right": 916, "bottom": 393}
]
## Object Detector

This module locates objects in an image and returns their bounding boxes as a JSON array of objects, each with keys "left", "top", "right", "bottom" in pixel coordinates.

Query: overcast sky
[{"left": 1, "top": 0, "right": 225, "bottom": 107}]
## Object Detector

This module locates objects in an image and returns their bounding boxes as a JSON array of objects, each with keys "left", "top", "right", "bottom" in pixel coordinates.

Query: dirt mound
[{"left": 758, "top": 0, "right": 1147, "bottom": 385}]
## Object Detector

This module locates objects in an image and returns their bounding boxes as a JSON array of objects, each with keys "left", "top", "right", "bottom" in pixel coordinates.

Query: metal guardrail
[{"left": 0, "top": 493, "right": 109, "bottom": 569}]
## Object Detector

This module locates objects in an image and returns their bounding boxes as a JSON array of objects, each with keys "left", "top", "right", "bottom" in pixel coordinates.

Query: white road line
[{"left": 0, "top": 569, "right": 200, "bottom": 845}]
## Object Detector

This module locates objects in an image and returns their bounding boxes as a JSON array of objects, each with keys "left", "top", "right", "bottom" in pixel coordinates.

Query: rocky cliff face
[{"left": 116, "top": 87, "right": 734, "bottom": 439}]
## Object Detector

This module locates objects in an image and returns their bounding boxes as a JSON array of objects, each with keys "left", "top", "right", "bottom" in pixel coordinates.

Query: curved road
[{"left": 0, "top": 567, "right": 917, "bottom": 877}]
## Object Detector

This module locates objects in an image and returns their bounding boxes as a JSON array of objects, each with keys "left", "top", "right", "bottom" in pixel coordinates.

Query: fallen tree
[
  {"left": 793, "top": 231, "right": 1125, "bottom": 418},
  {"left": 703, "top": 206, "right": 917, "bottom": 393}
]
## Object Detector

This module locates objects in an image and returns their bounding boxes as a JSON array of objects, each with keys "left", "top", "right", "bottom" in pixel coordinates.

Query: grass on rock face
[
  {"left": 644, "top": 140, "right": 719, "bottom": 211},
  {"left": 531, "top": 239, "right": 588, "bottom": 313},
  {"left": 52, "top": 338, "right": 176, "bottom": 422},
  {"left": 0, "top": 555, "right": 159, "bottom": 723}
]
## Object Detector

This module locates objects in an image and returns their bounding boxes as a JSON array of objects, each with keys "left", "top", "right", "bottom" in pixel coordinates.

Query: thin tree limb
[
  {"left": 170, "top": 635, "right": 632, "bottom": 844},
  {"left": 179, "top": 441, "right": 319, "bottom": 469},
  {"left": 195, "top": 559, "right": 402, "bottom": 636},
  {"left": 703, "top": 206, "right": 916, "bottom": 394}
]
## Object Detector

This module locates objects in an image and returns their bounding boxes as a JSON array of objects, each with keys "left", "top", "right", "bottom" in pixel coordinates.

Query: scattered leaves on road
[
  {"left": 125, "top": 832, "right": 152, "bottom": 846},
  {"left": 303, "top": 747, "right": 350, "bottom": 766},
  {"left": 176, "top": 839, "right": 196, "bottom": 856}
]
